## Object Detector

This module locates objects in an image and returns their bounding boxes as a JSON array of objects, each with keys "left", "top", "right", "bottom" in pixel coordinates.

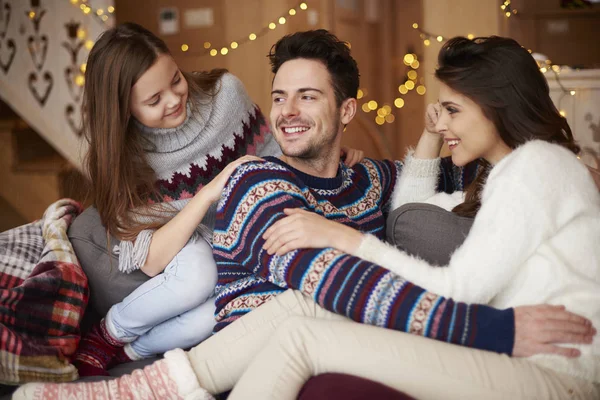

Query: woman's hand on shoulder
[
  {"left": 262, "top": 208, "right": 364, "bottom": 256},
  {"left": 201, "top": 155, "right": 263, "bottom": 203}
]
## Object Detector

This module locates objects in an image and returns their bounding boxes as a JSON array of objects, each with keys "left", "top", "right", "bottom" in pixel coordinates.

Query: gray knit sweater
[{"left": 115, "top": 73, "right": 281, "bottom": 273}]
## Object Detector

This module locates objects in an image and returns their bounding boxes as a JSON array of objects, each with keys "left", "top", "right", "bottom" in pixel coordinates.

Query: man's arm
[{"left": 214, "top": 161, "right": 515, "bottom": 354}]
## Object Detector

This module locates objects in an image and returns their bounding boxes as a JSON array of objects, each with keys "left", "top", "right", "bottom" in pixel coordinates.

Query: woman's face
[
  {"left": 130, "top": 54, "right": 188, "bottom": 129},
  {"left": 435, "top": 82, "right": 512, "bottom": 166}
]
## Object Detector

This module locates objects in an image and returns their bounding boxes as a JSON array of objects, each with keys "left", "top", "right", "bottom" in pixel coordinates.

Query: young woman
[
  {"left": 69, "top": 22, "right": 281, "bottom": 375},
  {"left": 14, "top": 34, "right": 597, "bottom": 400}
]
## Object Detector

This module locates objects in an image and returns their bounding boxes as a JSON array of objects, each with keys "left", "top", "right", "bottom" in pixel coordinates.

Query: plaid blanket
[{"left": 0, "top": 199, "right": 88, "bottom": 385}]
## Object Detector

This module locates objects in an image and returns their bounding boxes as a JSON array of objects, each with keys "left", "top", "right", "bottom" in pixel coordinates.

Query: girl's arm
[{"left": 141, "top": 155, "right": 262, "bottom": 277}]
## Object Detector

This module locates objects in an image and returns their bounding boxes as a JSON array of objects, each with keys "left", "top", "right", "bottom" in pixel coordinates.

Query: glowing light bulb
[
  {"left": 221, "top": 47, "right": 229, "bottom": 55},
  {"left": 181, "top": 44, "right": 189, "bottom": 52},
  {"left": 412, "top": 23, "right": 418, "bottom": 29},
  {"left": 357, "top": 89, "right": 364, "bottom": 99},
  {"left": 394, "top": 98, "right": 405, "bottom": 108},
  {"left": 424, "top": 39, "right": 431, "bottom": 46},
  {"left": 249, "top": 33, "right": 257, "bottom": 41},
  {"left": 416, "top": 85, "right": 426, "bottom": 95},
  {"left": 269, "top": 22, "right": 276, "bottom": 30},
  {"left": 210, "top": 49, "right": 218, "bottom": 56},
  {"left": 367, "top": 101, "right": 378, "bottom": 111},
  {"left": 300, "top": 3, "right": 308, "bottom": 10},
  {"left": 279, "top": 17, "right": 286, "bottom": 24},
  {"left": 231, "top": 41, "right": 238, "bottom": 49},
  {"left": 403, "top": 54, "right": 415, "bottom": 65},
  {"left": 289, "top": 9, "right": 296, "bottom": 16}
]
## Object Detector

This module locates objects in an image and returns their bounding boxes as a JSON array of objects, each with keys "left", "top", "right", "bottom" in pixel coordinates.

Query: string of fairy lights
[
  {"left": 61, "top": 0, "right": 577, "bottom": 121},
  {"left": 178, "top": 2, "right": 309, "bottom": 57},
  {"left": 67, "top": 0, "right": 115, "bottom": 26},
  {"left": 358, "top": 0, "right": 579, "bottom": 126},
  {"left": 60, "top": 1, "right": 116, "bottom": 87}
]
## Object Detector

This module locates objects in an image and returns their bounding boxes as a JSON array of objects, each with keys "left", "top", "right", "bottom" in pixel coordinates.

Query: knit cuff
[
  {"left": 355, "top": 234, "right": 384, "bottom": 264},
  {"left": 402, "top": 149, "right": 441, "bottom": 177},
  {"left": 390, "top": 150, "right": 441, "bottom": 210},
  {"left": 113, "top": 229, "right": 154, "bottom": 274}
]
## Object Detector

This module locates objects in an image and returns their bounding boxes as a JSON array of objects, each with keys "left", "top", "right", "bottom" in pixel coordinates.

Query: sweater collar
[
  {"left": 135, "top": 97, "right": 213, "bottom": 153},
  {"left": 264, "top": 156, "right": 345, "bottom": 190}
]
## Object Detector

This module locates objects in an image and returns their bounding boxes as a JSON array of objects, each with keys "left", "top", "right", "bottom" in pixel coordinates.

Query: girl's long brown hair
[
  {"left": 435, "top": 36, "right": 579, "bottom": 217},
  {"left": 82, "top": 22, "right": 226, "bottom": 240}
]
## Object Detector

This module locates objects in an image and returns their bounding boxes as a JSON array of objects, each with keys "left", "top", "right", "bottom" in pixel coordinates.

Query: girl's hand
[
  {"left": 202, "top": 155, "right": 263, "bottom": 203},
  {"left": 262, "top": 208, "right": 363, "bottom": 256},
  {"left": 341, "top": 146, "right": 365, "bottom": 167}
]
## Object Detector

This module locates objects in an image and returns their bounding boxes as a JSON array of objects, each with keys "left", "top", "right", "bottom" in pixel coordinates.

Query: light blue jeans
[{"left": 106, "top": 238, "right": 217, "bottom": 359}]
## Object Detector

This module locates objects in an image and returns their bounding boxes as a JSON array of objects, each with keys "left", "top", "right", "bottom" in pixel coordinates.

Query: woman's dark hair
[
  {"left": 435, "top": 36, "right": 579, "bottom": 217},
  {"left": 268, "top": 29, "right": 359, "bottom": 107}
]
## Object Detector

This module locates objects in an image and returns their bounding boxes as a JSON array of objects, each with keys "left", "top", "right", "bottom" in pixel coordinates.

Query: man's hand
[{"left": 513, "top": 305, "right": 596, "bottom": 358}]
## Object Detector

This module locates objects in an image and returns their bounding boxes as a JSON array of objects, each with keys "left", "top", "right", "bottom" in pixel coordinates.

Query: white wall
[{"left": 0, "top": 0, "right": 113, "bottom": 168}]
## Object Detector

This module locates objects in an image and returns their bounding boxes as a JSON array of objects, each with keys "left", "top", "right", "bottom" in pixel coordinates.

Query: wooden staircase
[{"left": 0, "top": 100, "right": 89, "bottom": 231}]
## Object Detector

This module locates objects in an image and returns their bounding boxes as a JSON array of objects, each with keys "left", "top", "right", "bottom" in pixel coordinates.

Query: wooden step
[{"left": 11, "top": 127, "right": 68, "bottom": 173}]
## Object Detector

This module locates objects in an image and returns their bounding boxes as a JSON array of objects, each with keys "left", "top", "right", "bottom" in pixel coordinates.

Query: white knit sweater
[{"left": 358, "top": 140, "right": 600, "bottom": 382}]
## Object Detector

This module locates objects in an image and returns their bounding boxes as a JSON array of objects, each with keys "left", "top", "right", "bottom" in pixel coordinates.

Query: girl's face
[
  {"left": 130, "top": 54, "right": 188, "bottom": 129},
  {"left": 435, "top": 82, "right": 512, "bottom": 166}
]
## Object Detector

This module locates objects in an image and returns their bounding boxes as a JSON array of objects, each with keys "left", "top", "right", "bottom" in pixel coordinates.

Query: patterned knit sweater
[
  {"left": 115, "top": 73, "right": 281, "bottom": 273},
  {"left": 212, "top": 156, "right": 515, "bottom": 355}
]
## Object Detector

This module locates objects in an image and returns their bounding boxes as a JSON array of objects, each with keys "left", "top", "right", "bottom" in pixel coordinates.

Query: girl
[{"left": 70, "top": 22, "right": 281, "bottom": 375}]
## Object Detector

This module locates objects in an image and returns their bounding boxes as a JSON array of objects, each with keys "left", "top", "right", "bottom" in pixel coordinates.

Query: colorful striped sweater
[{"left": 212, "top": 156, "right": 515, "bottom": 354}]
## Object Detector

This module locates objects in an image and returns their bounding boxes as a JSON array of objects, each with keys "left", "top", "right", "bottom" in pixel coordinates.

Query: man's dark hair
[{"left": 268, "top": 29, "right": 360, "bottom": 107}]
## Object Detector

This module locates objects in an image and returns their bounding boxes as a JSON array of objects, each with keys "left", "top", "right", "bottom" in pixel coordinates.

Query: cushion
[
  {"left": 68, "top": 207, "right": 150, "bottom": 316},
  {"left": 386, "top": 203, "right": 474, "bottom": 266}
]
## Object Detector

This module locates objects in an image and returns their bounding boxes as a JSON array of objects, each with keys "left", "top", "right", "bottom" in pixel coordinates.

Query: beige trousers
[{"left": 187, "top": 290, "right": 599, "bottom": 400}]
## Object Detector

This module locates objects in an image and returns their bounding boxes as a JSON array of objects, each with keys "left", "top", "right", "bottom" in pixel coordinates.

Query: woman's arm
[
  {"left": 390, "top": 104, "right": 444, "bottom": 210},
  {"left": 356, "top": 177, "right": 547, "bottom": 304},
  {"left": 141, "top": 155, "right": 262, "bottom": 277}
]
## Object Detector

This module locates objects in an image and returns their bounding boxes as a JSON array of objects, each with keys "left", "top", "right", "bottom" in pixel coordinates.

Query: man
[{"left": 16, "top": 30, "right": 593, "bottom": 399}]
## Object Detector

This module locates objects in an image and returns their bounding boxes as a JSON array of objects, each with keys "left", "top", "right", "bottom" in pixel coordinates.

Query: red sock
[
  {"left": 107, "top": 346, "right": 134, "bottom": 370},
  {"left": 73, "top": 318, "right": 125, "bottom": 377}
]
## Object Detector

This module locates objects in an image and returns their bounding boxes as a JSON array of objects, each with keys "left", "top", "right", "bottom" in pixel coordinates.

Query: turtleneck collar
[{"left": 135, "top": 96, "right": 213, "bottom": 153}]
